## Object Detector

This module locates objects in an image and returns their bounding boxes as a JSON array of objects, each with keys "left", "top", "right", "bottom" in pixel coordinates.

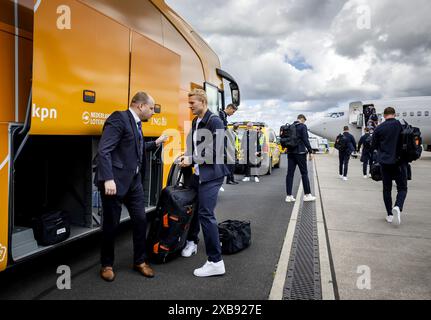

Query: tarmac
[
  {"left": 315, "top": 149, "right": 431, "bottom": 299},
  {"left": 0, "top": 151, "right": 430, "bottom": 300}
]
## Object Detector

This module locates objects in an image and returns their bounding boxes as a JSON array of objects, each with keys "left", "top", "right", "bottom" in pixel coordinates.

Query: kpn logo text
[{"left": 32, "top": 104, "right": 58, "bottom": 122}]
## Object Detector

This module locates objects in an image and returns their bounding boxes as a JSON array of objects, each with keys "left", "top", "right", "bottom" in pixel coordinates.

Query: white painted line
[
  {"left": 269, "top": 183, "right": 303, "bottom": 300},
  {"left": 313, "top": 158, "right": 335, "bottom": 300},
  {"left": 34, "top": 0, "right": 42, "bottom": 12},
  {"left": 0, "top": 155, "right": 10, "bottom": 171}
]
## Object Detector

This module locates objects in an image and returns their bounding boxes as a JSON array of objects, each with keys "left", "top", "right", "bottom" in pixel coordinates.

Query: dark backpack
[
  {"left": 335, "top": 134, "right": 348, "bottom": 151},
  {"left": 364, "top": 134, "right": 373, "bottom": 149},
  {"left": 279, "top": 123, "right": 299, "bottom": 149},
  {"left": 399, "top": 120, "right": 422, "bottom": 163}
]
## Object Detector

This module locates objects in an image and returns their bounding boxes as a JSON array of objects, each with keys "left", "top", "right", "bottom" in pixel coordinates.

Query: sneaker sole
[{"left": 193, "top": 271, "right": 226, "bottom": 277}]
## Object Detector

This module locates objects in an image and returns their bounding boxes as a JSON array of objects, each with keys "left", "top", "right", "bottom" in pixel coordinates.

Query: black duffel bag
[
  {"left": 32, "top": 210, "right": 71, "bottom": 246},
  {"left": 370, "top": 162, "right": 382, "bottom": 181},
  {"left": 218, "top": 220, "right": 251, "bottom": 254}
]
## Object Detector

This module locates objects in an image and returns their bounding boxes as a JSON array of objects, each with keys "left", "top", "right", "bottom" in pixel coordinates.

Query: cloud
[{"left": 166, "top": 0, "right": 431, "bottom": 130}]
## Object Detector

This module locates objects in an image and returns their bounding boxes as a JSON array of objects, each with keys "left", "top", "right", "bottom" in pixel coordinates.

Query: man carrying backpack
[
  {"left": 371, "top": 107, "right": 409, "bottom": 226},
  {"left": 335, "top": 126, "right": 357, "bottom": 181},
  {"left": 357, "top": 127, "right": 373, "bottom": 178},
  {"left": 285, "top": 115, "right": 316, "bottom": 203}
]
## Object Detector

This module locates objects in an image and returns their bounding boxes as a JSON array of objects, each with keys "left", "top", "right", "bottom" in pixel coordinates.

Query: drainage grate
[{"left": 283, "top": 162, "right": 322, "bottom": 300}]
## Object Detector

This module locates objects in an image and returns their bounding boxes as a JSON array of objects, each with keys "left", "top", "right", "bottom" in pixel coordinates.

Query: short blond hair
[{"left": 188, "top": 89, "right": 207, "bottom": 105}]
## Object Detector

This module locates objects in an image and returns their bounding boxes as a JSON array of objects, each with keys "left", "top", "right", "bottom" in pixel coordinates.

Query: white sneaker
[
  {"left": 304, "top": 194, "right": 317, "bottom": 202},
  {"left": 254, "top": 177, "right": 260, "bottom": 183},
  {"left": 181, "top": 241, "right": 197, "bottom": 258},
  {"left": 339, "top": 175, "right": 343, "bottom": 179},
  {"left": 343, "top": 176, "right": 348, "bottom": 181},
  {"left": 386, "top": 215, "right": 393, "bottom": 223},
  {"left": 242, "top": 177, "right": 250, "bottom": 182},
  {"left": 368, "top": 174, "right": 372, "bottom": 178},
  {"left": 363, "top": 175, "right": 368, "bottom": 179},
  {"left": 392, "top": 206, "right": 401, "bottom": 226},
  {"left": 193, "top": 260, "right": 226, "bottom": 277},
  {"left": 220, "top": 187, "right": 225, "bottom": 192},
  {"left": 285, "top": 195, "right": 296, "bottom": 203}
]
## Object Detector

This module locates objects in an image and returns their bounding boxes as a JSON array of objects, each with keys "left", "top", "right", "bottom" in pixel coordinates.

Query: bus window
[{"left": 205, "top": 82, "right": 220, "bottom": 114}]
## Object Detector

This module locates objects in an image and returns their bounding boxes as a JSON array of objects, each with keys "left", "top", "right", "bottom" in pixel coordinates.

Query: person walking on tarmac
[
  {"left": 179, "top": 89, "right": 230, "bottom": 277},
  {"left": 335, "top": 126, "right": 357, "bottom": 181},
  {"left": 242, "top": 123, "right": 262, "bottom": 183},
  {"left": 357, "top": 127, "right": 373, "bottom": 178},
  {"left": 285, "top": 115, "right": 316, "bottom": 203},
  {"left": 371, "top": 107, "right": 408, "bottom": 226}
]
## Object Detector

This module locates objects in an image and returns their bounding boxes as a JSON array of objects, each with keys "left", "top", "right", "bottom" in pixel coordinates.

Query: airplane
[{"left": 308, "top": 96, "right": 431, "bottom": 150}]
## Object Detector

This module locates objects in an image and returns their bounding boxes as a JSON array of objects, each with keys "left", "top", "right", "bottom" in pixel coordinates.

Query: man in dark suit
[
  {"left": 285, "top": 115, "right": 316, "bottom": 203},
  {"left": 357, "top": 127, "right": 373, "bottom": 178},
  {"left": 179, "top": 89, "right": 230, "bottom": 277},
  {"left": 96, "top": 92, "right": 167, "bottom": 282},
  {"left": 241, "top": 122, "right": 262, "bottom": 183},
  {"left": 371, "top": 107, "right": 407, "bottom": 226},
  {"left": 337, "top": 126, "right": 357, "bottom": 181},
  {"left": 219, "top": 104, "right": 239, "bottom": 185}
]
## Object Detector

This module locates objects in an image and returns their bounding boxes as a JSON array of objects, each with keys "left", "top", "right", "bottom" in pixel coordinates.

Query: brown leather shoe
[
  {"left": 134, "top": 262, "right": 155, "bottom": 278},
  {"left": 100, "top": 267, "right": 115, "bottom": 282}
]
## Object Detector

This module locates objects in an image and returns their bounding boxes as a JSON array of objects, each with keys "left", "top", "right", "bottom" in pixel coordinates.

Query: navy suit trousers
[
  {"left": 286, "top": 153, "right": 311, "bottom": 196},
  {"left": 339, "top": 151, "right": 351, "bottom": 177},
  {"left": 100, "top": 173, "right": 148, "bottom": 267},
  {"left": 381, "top": 164, "right": 408, "bottom": 216},
  {"left": 187, "top": 174, "right": 224, "bottom": 263}
]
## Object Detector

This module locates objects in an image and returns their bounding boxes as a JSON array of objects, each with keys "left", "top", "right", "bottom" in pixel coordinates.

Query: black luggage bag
[
  {"left": 147, "top": 172, "right": 197, "bottom": 263},
  {"left": 218, "top": 220, "right": 251, "bottom": 254},
  {"left": 32, "top": 210, "right": 71, "bottom": 246}
]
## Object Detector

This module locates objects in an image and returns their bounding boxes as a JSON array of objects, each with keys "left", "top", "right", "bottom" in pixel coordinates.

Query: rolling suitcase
[{"left": 147, "top": 171, "right": 197, "bottom": 263}]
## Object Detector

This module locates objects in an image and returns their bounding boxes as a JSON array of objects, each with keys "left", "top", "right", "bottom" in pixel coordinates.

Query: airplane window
[
  {"left": 417, "top": 111, "right": 422, "bottom": 116},
  {"left": 410, "top": 112, "right": 414, "bottom": 117},
  {"left": 425, "top": 111, "right": 429, "bottom": 116},
  {"left": 396, "top": 113, "right": 400, "bottom": 117},
  {"left": 403, "top": 112, "right": 407, "bottom": 117}
]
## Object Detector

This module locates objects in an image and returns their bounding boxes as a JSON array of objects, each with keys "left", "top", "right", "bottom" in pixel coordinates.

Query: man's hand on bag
[
  {"left": 156, "top": 135, "right": 168, "bottom": 146},
  {"left": 308, "top": 153, "right": 314, "bottom": 161},
  {"left": 104, "top": 180, "right": 117, "bottom": 196},
  {"left": 179, "top": 156, "right": 192, "bottom": 168}
]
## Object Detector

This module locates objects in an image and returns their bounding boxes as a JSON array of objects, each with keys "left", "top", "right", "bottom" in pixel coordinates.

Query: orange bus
[{"left": 0, "top": 0, "right": 240, "bottom": 272}]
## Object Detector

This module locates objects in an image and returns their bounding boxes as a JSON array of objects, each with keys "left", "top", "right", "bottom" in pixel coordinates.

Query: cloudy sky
[{"left": 166, "top": 0, "right": 431, "bottom": 130}]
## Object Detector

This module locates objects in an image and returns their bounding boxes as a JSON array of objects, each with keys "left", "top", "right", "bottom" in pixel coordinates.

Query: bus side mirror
[
  {"left": 230, "top": 83, "right": 240, "bottom": 107},
  {"left": 154, "top": 104, "right": 162, "bottom": 114}
]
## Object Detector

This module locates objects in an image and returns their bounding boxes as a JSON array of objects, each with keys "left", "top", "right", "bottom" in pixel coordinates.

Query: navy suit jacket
[
  {"left": 95, "top": 110, "right": 157, "bottom": 196},
  {"left": 371, "top": 118, "right": 403, "bottom": 165},
  {"left": 186, "top": 110, "right": 230, "bottom": 183},
  {"left": 288, "top": 122, "right": 313, "bottom": 154},
  {"left": 342, "top": 132, "right": 357, "bottom": 153}
]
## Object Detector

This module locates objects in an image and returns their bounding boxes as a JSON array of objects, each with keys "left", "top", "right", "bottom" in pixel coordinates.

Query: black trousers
[
  {"left": 187, "top": 175, "right": 224, "bottom": 263},
  {"left": 286, "top": 153, "right": 311, "bottom": 195},
  {"left": 244, "top": 164, "right": 259, "bottom": 178},
  {"left": 339, "top": 151, "right": 351, "bottom": 176},
  {"left": 226, "top": 164, "right": 236, "bottom": 182},
  {"left": 362, "top": 151, "right": 373, "bottom": 175},
  {"left": 381, "top": 163, "right": 408, "bottom": 216},
  {"left": 100, "top": 174, "right": 148, "bottom": 267}
]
